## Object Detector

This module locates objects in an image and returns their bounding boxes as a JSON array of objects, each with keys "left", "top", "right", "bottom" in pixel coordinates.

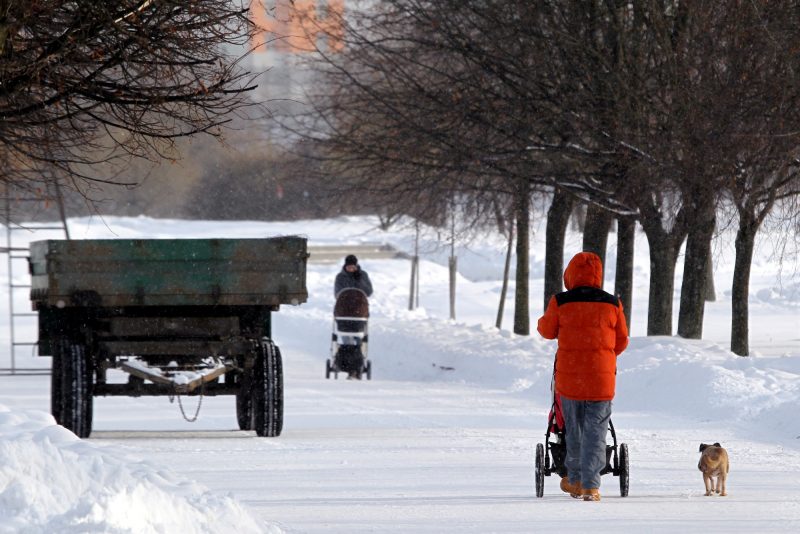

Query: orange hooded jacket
[{"left": 537, "top": 252, "right": 629, "bottom": 401}]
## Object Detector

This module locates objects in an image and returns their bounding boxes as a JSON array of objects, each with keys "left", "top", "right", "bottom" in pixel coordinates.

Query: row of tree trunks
[
  {"left": 540, "top": 195, "right": 636, "bottom": 329},
  {"left": 514, "top": 188, "right": 762, "bottom": 359},
  {"left": 537, "top": 192, "right": 724, "bottom": 342},
  {"left": 539, "top": 193, "right": 768, "bottom": 358},
  {"left": 541, "top": 194, "right": 636, "bottom": 331}
]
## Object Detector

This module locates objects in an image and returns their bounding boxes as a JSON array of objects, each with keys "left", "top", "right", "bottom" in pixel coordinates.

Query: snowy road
[{"left": 23, "top": 338, "right": 795, "bottom": 534}]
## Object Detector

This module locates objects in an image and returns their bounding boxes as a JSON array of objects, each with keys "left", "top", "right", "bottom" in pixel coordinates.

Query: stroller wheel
[
  {"left": 544, "top": 445, "right": 551, "bottom": 472},
  {"left": 535, "top": 443, "right": 545, "bottom": 498},
  {"left": 618, "top": 443, "right": 630, "bottom": 497},
  {"left": 325, "top": 359, "right": 332, "bottom": 379},
  {"left": 365, "top": 359, "right": 372, "bottom": 380}
]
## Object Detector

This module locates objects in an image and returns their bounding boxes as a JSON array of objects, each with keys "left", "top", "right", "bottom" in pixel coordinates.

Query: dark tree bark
[
  {"left": 645, "top": 242, "right": 680, "bottom": 336},
  {"left": 582, "top": 203, "right": 614, "bottom": 274},
  {"left": 544, "top": 190, "right": 574, "bottom": 311},
  {"left": 731, "top": 218, "right": 758, "bottom": 356},
  {"left": 514, "top": 182, "right": 531, "bottom": 335},
  {"left": 639, "top": 202, "right": 688, "bottom": 336},
  {"left": 615, "top": 215, "right": 635, "bottom": 330},
  {"left": 678, "top": 199, "right": 716, "bottom": 339}
]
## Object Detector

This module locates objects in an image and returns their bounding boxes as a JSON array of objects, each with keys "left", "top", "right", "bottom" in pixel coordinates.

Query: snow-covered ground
[{"left": 1, "top": 214, "right": 799, "bottom": 533}]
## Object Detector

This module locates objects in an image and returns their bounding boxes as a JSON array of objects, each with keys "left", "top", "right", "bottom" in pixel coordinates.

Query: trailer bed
[{"left": 29, "top": 237, "right": 308, "bottom": 308}]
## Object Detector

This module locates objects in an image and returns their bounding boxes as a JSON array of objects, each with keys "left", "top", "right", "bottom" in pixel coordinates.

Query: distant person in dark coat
[{"left": 334, "top": 254, "right": 373, "bottom": 298}]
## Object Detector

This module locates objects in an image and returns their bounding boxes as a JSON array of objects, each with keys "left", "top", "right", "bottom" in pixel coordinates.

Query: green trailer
[{"left": 28, "top": 237, "right": 308, "bottom": 438}]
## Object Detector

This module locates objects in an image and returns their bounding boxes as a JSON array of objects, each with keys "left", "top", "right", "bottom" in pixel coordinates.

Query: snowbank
[{"left": 0, "top": 406, "right": 272, "bottom": 534}]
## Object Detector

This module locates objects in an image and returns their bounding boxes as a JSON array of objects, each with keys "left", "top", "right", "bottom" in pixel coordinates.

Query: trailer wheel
[
  {"left": 535, "top": 443, "right": 545, "bottom": 498},
  {"left": 252, "top": 339, "right": 283, "bottom": 437},
  {"left": 50, "top": 341, "right": 64, "bottom": 425},
  {"left": 235, "top": 376, "right": 253, "bottom": 431},
  {"left": 59, "top": 339, "right": 93, "bottom": 438},
  {"left": 618, "top": 443, "right": 630, "bottom": 497}
]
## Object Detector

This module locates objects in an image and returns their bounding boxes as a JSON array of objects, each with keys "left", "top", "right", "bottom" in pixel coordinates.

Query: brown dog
[{"left": 698, "top": 443, "right": 729, "bottom": 496}]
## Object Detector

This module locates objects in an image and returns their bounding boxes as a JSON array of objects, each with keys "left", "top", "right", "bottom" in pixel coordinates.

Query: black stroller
[
  {"left": 534, "top": 391, "right": 629, "bottom": 497},
  {"left": 325, "top": 288, "right": 372, "bottom": 380}
]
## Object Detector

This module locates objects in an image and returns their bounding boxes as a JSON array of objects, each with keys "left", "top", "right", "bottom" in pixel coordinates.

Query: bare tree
[
  {"left": 284, "top": 0, "right": 633, "bottom": 334},
  {"left": 284, "top": 0, "right": 800, "bottom": 346},
  {"left": 0, "top": 0, "right": 260, "bottom": 203}
]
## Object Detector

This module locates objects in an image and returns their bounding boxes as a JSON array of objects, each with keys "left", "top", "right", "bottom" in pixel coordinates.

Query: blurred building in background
[{"left": 248, "top": 1, "right": 345, "bottom": 101}]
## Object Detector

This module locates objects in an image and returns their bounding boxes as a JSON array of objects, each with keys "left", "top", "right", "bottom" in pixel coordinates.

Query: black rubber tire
[
  {"left": 325, "top": 359, "right": 332, "bottom": 379},
  {"left": 235, "top": 373, "right": 253, "bottom": 431},
  {"left": 544, "top": 444, "right": 551, "bottom": 473},
  {"left": 60, "top": 340, "right": 93, "bottom": 438},
  {"left": 535, "top": 443, "right": 545, "bottom": 498},
  {"left": 619, "top": 443, "right": 630, "bottom": 497},
  {"left": 252, "top": 339, "right": 284, "bottom": 437},
  {"left": 50, "top": 342, "right": 64, "bottom": 425},
  {"left": 365, "top": 359, "right": 372, "bottom": 380}
]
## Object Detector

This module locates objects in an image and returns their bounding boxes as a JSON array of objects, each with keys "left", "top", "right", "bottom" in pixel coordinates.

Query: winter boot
[
  {"left": 582, "top": 488, "right": 601, "bottom": 501},
  {"left": 560, "top": 477, "right": 582, "bottom": 498}
]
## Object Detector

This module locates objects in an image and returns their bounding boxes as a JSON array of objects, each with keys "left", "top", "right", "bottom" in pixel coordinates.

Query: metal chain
[{"left": 174, "top": 383, "right": 204, "bottom": 422}]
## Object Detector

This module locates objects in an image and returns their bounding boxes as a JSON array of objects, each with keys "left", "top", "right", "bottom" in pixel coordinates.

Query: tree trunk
[
  {"left": 544, "top": 190, "right": 574, "bottom": 311},
  {"left": 677, "top": 205, "right": 715, "bottom": 339},
  {"left": 639, "top": 202, "right": 688, "bottom": 337},
  {"left": 645, "top": 242, "right": 680, "bottom": 335},
  {"left": 514, "top": 183, "right": 531, "bottom": 335},
  {"left": 614, "top": 216, "right": 635, "bottom": 330},
  {"left": 496, "top": 224, "right": 514, "bottom": 329},
  {"left": 582, "top": 203, "right": 614, "bottom": 273},
  {"left": 731, "top": 220, "right": 758, "bottom": 356}
]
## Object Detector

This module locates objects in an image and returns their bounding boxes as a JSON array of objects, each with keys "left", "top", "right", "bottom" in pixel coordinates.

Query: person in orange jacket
[{"left": 537, "top": 251, "right": 629, "bottom": 501}]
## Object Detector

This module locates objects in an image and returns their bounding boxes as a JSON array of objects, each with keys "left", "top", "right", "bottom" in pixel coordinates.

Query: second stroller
[{"left": 326, "top": 288, "right": 372, "bottom": 380}]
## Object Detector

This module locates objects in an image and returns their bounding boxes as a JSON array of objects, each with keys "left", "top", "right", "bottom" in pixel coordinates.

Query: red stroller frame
[{"left": 534, "top": 382, "right": 629, "bottom": 497}]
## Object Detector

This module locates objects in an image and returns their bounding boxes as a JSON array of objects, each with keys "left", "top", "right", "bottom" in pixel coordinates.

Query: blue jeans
[{"left": 560, "top": 397, "right": 612, "bottom": 490}]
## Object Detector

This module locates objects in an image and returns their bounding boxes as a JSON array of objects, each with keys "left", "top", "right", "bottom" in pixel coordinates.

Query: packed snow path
[{"left": 86, "top": 335, "right": 800, "bottom": 534}]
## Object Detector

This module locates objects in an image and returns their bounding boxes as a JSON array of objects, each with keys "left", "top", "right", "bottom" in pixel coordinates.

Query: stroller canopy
[{"left": 334, "top": 288, "right": 369, "bottom": 319}]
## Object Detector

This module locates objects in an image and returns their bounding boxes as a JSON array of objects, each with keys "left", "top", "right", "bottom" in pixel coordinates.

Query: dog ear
[
  {"left": 699, "top": 443, "right": 708, "bottom": 452},
  {"left": 713, "top": 442, "right": 721, "bottom": 447}
]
